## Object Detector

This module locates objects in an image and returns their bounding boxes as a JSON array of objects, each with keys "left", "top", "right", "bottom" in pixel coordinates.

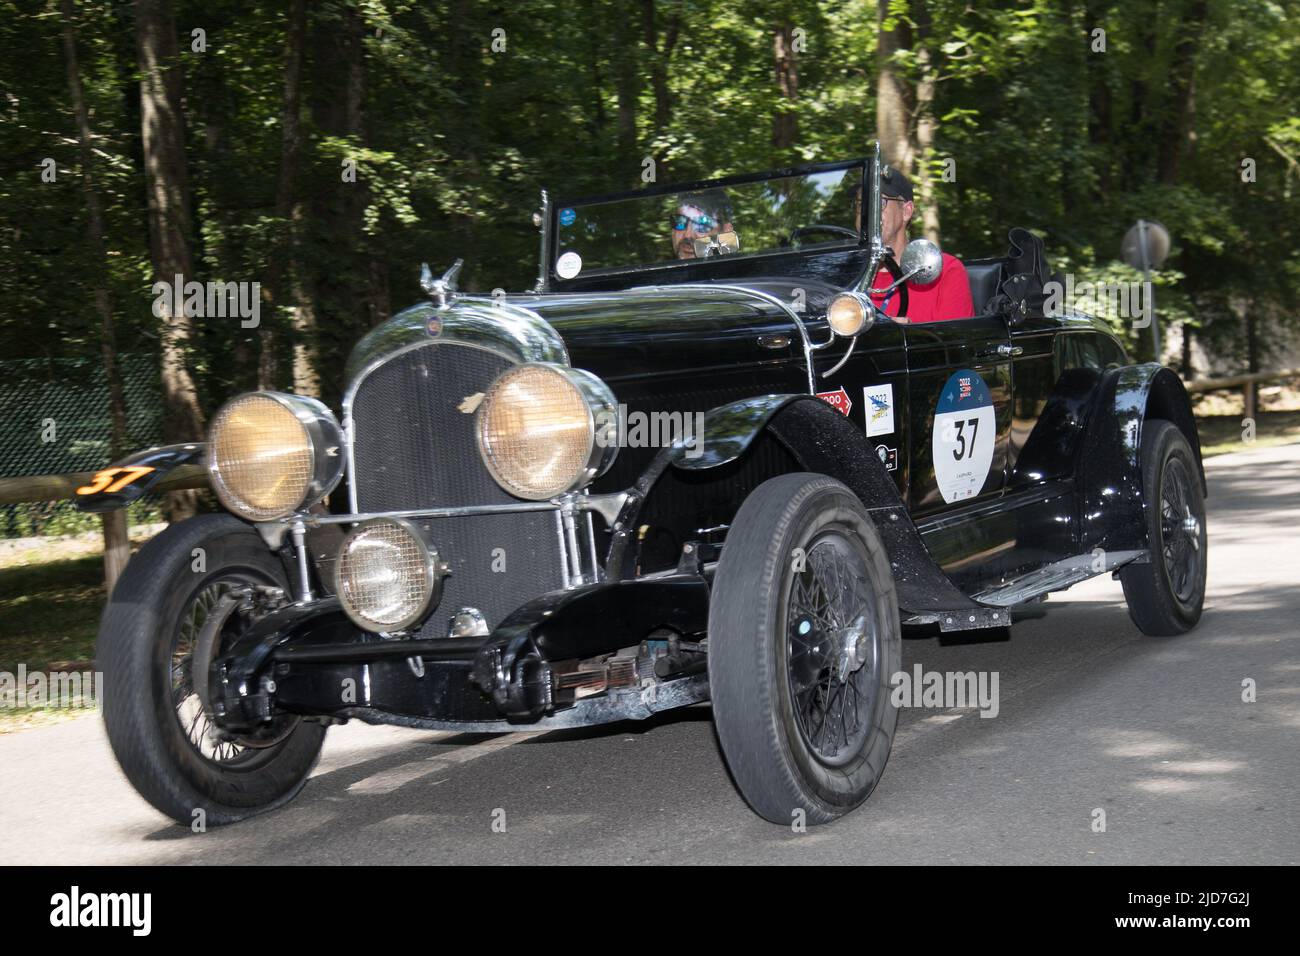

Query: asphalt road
[{"left": 2, "top": 443, "right": 1297, "bottom": 865}]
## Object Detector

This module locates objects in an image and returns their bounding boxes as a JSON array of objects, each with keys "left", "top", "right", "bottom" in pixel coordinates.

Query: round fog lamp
[
  {"left": 827, "top": 292, "right": 874, "bottom": 337},
  {"left": 336, "top": 518, "right": 443, "bottom": 633}
]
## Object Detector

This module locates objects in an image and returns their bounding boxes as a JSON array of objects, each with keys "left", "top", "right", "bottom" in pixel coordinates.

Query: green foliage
[{"left": 0, "top": 0, "right": 1296, "bottom": 424}]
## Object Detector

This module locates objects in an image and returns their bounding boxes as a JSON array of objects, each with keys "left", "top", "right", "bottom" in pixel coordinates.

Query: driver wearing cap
[{"left": 858, "top": 169, "right": 973, "bottom": 324}]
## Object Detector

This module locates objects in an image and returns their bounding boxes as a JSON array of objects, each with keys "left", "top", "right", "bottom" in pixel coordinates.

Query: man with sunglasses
[
  {"left": 855, "top": 169, "right": 973, "bottom": 324},
  {"left": 670, "top": 189, "right": 734, "bottom": 260}
]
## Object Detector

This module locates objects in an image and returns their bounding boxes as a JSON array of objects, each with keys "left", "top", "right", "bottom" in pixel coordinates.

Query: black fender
[
  {"left": 614, "top": 395, "right": 1000, "bottom": 623},
  {"left": 72, "top": 442, "right": 207, "bottom": 512},
  {"left": 1077, "top": 364, "right": 1206, "bottom": 554}
]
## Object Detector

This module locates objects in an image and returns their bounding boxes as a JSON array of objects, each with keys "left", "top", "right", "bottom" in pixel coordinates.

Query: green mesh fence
[{"left": 0, "top": 354, "right": 163, "bottom": 538}]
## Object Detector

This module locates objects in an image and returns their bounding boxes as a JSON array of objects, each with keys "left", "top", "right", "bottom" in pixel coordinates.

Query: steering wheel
[
  {"left": 788, "top": 224, "right": 859, "bottom": 248},
  {"left": 872, "top": 253, "right": 909, "bottom": 320}
]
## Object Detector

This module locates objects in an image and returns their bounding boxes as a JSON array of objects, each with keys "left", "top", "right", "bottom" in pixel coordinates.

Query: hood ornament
[{"left": 420, "top": 258, "right": 463, "bottom": 309}]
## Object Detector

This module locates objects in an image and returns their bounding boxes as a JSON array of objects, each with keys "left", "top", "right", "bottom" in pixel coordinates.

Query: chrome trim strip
[
  {"left": 290, "top": 519, "right": 313, "bottom": 603},
  {"left": 630, "top": 283, "right": 817, "bottom": 393},
  {"left": 305, "top": 501, "right": 563, "bottom": 527},
  {"left": 561, "top": 507, "right": 583, "bottom": 584},
  {"left": 555, "top": 509, "right": 571, "bottom": 589},
  {"left": 585, "top": 512, "right": 599, "bottom": 583}
]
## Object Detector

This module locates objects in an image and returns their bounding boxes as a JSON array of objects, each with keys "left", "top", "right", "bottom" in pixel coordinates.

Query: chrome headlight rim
[
  {"left": 206, "top": 391, "right": 345, "bottom": 522},
  {"left": 334, "top": 517, "right": 442, "bottom": 634},
  {"left": 826, "top": 291, "right": 877, "bottom": 338},
  {"left": 475, "top": 362, "right": 619, "bottom": 501}
]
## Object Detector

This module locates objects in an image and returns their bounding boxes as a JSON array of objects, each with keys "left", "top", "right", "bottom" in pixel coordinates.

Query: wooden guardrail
[
  {"left": 0, "top": 465, "right": 207, "bottom": 595},
  {"left": 1183, "top": 367, "right": 1300, "bottom": 420}
]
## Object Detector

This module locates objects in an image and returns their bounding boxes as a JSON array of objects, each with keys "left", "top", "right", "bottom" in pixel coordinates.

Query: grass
[
  {"left": 0, "top": 553, "right": 105, "bottom": 674},
  {"left": 0, "top": 530, "right": 153, "bottom": 734},
  {"left": 1196, "top": 410, "right": 1300, "bottom": 457},
  {"left": 0, "top": 553, "right": 106, "bottom": 733}
]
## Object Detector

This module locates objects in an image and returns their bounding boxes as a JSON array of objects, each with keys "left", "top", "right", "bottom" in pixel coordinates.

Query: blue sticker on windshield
[{"left": 559, "top": 207, "right": 576, "bottom": 227}]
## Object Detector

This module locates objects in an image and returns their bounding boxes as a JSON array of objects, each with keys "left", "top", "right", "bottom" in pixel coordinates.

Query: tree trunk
[
  {"left": 62, "top": 0, "right": 131, "bottom": 592},
  {"left": 135, "top": 0, "right": 202, "bottom": 521},
  {"left": 876, "top": 0, "right": 914, "bottom": 173},
  {"left": 1157, "top": 0, "right": 1208, "bottom": 184},
  {"left": 771, "top": 20, "right": 799, "bottom": 152},
  {"left": 306, "top": 1, "right": 368, "bottom": 401},
  {"left": 642, "top": 0, "right": 680, "bottom": 174},
  {"left": 1244, "top": 298, "right": 1259, "bottom": 420},
  {"left": 264, "top": 0, "right": 308, "bottom": 393},
  {"left": 290, "top": 192, "right": 320, "bottom": 396},
  {"left": 912, "top": 0, "right": 940, "bottom": 243},
  {"left": 1085, "top": 0, "right": 1113, "bottom": 200},
  {"left": 613, "top": 0, "right": 640, "bottom": 183}
]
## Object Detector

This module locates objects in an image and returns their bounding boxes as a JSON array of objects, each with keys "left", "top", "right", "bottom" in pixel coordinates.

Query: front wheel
[
  {"left": 709, "top": 473, "right": 900, "bottom": 825},
  {"left": 97, "top": 514, "right": 326, "bottom": 826}
]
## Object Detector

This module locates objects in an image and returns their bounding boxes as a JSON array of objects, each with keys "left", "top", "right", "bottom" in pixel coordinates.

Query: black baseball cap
[{"left": 880, "top": 166, "right": 914, "bottom": 202}]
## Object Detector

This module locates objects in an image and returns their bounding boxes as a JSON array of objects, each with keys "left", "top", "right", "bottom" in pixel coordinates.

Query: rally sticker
[
  {"left": 559, "top": 207, "right": 576, "bottom": 226},
  {"left": 555, "top": 251, "right": 582, "bottom": 279},
  {"left": 816, "top": 386, "right": 852, "bottom": 416},
  {"left": 932, "top": 368, "right": 995, "bottom": 504},
  {"left": 864, "top": 383, "right": 895, "bottom": 437}
]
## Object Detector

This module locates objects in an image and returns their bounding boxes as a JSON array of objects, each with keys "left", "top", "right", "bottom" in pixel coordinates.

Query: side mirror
[{"left": 900, "top": 238, "right": 943, "bottom": 285}]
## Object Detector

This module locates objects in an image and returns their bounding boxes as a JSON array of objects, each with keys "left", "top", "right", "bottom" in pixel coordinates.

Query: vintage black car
[{"left": 81, "top": 146, "right": 1207, "bottom": 827}]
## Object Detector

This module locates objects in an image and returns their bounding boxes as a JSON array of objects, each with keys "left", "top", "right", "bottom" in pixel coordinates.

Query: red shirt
[{"left": 870, "top": 252, "right": 974, "bottom": 324}]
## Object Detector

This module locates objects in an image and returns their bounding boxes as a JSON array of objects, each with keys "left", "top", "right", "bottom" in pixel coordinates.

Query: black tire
[
  {"left": 97, "top": 514, "right": 326, "bottom": 826},
  {"left": 709, "top": 473, "right": 900, "bottom": 825},
  {"left": 1120, "top": 420, "right": 1208, "bottom": 635}
]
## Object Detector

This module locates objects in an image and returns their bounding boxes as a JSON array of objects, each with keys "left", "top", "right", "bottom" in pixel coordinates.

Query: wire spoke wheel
[
  {"left": 786, "top": 532, "right": 879, "bottom": 766},
  {"left": 168, "top": 573, "right": 280, "bottom": 766}
]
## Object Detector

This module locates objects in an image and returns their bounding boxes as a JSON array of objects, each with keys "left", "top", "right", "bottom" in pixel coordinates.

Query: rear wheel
[
  {"left": 98, "top": 514, "right": 326, "bottom": 826},
  {"left": 1120, "top": 421, "right": 1208, "bottom": 635},
  {"left": 709, "top": 473, "right": 900, "bottom": 825}
]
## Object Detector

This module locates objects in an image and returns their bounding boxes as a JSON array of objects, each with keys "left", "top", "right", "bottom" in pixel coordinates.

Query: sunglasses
[{"left": 671, "top": 213, "right": 717, "bottom": 231}]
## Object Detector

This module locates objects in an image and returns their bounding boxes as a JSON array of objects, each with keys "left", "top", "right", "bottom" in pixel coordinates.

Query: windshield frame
[{"left": 541, "top": 158, "right": 869, "bottom": 293}]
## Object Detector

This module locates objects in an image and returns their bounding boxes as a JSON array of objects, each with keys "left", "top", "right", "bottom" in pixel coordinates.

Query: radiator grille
[{"left": 349, "top": 342, "right": 565, "bottom": 629}]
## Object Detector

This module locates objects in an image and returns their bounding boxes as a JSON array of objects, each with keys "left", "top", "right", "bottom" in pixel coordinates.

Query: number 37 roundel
[{"left": 932, "top": 368, "right": 995, "bottom": 504}]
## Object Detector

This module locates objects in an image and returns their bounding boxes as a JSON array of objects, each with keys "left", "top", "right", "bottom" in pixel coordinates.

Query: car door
[{"left": 904, "top": 315, "right": 1015, "bottom": 589}]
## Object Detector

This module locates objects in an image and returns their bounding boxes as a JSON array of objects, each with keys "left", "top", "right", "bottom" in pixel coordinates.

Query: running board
[{"left": 972, "top": 549, "right": 1146, "bottom": 608}]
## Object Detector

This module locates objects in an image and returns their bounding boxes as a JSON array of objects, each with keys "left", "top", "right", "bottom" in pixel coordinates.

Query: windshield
[{"left": 550, "top": 163, "right": 865, "bottom": 281}]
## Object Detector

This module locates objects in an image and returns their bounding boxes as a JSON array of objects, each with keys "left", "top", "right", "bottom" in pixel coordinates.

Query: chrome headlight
[
  {"left": 476, "top": 363, "right": 617, "bottom": 500},
  {"left": 207, "top": 392, "right": 343, "bottom": 521},
  {"left": 826, "top": 292, "right": 876, "bottom": 337},
  {"left": 335, "top": 518, "right": 446, "bottom": 633}
]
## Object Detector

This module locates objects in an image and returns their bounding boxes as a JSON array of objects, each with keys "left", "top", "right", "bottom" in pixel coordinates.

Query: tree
[
  {"left": 134, "top": 0, "right": 203, "bottom": 519},
  {"left": 61, "top": 0, "right": 129, "bottom": 590}
]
